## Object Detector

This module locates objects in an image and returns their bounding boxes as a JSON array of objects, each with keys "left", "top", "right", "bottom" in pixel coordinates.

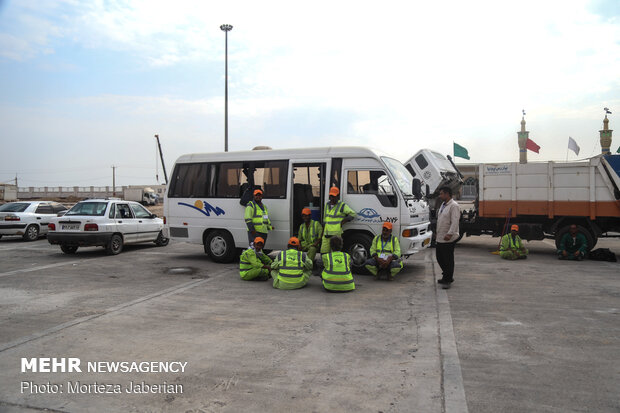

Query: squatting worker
[
  {"left": 271, "top": 237, "right": 312, "bottom": 290},
  {"left": 299, "top": 207, "right": 322, "bottom": 265},
  {"left": 321, "top": 236, "right": 355, "bottom": 292},
  {"left": 239, "top": 237, "right": 273, "bottom": 281},
  {"left": 436, "top": 186, "right": 460, "bottom": 289},
  {"left": 364, "top": 222, "right": 403, "bottom": 280},
  {"left": 558, "top": 224, "right": 587, "bottom": 260},
  {"left": 244, "top": 189, "right": 274, "bottom": 246},
  {"left": 320, "top": 187, "right": 356, "bottom": 254},
  {"left": 500, "top": 224, "right": 528, "bottom": 260}
]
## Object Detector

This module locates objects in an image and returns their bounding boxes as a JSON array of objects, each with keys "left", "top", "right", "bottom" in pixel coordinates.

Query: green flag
[
  {"left": 616, "top": 146, "right": 620, "bottom": 153},
  {"left": 453, "top": 142, "right": 470, "bottom": 160}
]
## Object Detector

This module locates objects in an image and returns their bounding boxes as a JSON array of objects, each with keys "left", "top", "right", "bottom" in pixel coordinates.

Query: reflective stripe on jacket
[
  {"left": 323, "top": 201, "right": 354, "bottom": 236},
  {"left": 299, "top": 220, "right": 322, "bottom": 246},
  {"left": 500, "top": 234, "right": 523, "bottom": 251},
  {"left": 322, "top": 251, "right": 355, "bottom": 291},
  {"left": 370, "top": 235, "right": 401, "bottom": 258},
  {"left": 244, "top": 201, "right": 271, "bottom": 233},
  {"left": 276, "top": 249, "right": 306, "bottom": 285},
  {"left": 239, "top": 248, "right": 271, "bottom": 276}
]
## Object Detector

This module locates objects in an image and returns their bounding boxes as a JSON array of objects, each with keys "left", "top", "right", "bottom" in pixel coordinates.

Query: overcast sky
[{"left": 1, "top": 0, "right": 619, "bottom": 187}]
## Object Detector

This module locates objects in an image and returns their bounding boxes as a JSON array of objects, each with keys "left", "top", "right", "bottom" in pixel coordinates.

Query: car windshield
[
  {"left": 0, "top": 202, "right": 30, "bottom": 212},
  {"left": 381, "top": 157, "right": 414, "bottom": 198},
  {"left": 65, "top": 202, "right": 108, "bottom": 216}
]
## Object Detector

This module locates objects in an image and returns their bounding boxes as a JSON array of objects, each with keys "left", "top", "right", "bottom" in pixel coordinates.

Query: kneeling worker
[
  {"left": 271, "top": 237, "right": 313, "bottom": 290},
  {"left": 299, "top": 208, "right": 322, "bottom": 264},
  {"left": 239, "top": 237, "right": 273, "bottom": 281},
  {"left": 500, "top": 225, "right": 528, "bottom": 260},
  {"left": 365, "top": 222, "right": 403, "bottom": 280},
  {"left": 321, "top": 236, "right": 355, "bottom": 292}
]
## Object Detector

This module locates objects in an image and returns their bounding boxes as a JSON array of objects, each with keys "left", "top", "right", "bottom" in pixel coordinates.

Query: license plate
[
  {"left": 61, "top": 224, "right": 80, "bottom": 230},
  {"left": 423, "top": 238, "right": 430, "bottom": 246}
]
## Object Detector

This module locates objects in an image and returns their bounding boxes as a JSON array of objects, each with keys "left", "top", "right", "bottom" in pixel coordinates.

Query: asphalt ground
[{"left": 0, "top": 233, "right": 618, "bottom": 413}]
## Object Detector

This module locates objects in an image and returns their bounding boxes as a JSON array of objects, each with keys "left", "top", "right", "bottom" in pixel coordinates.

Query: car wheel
[
  {"left": 106, "top": 234, "right": 124, "bottom": 255},
  {"left": 23, "top": 225, "right": 39, "bottom": 241},
  {"left": 205, "top": 230, "right": 236, "bottom": 263},
  {"left": 343, "top": 233, "right": 373, "bottom": 274},
  {"left": 154, "top": 231, "right": 169, "bottom": 247},
  {"left": 60, "top": 245, "right": 79, "bottom": 254}
]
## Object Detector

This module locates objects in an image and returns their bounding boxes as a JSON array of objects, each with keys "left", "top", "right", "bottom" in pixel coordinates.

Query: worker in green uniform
[
  {"left": 364, "top": 222, "right": 404, "bottom": 280},
  {"left": 298, "top": 207, "right": 322, "bottom": 264},
  {"left": 320, "top": 186, "right": 356, "bottom": 254},
  {"left": 558, "top": 224, "right": 588, "bottom": 260},
  {"left": 500, "top": 224, "right": 529, "bottom": 260},
  {"left": 271, "top": 237, "right": 313, "bottom": 290},
  {"left": 321, "top": 236, "right": 355, "bottom": 292},
  {"left": 244, "top": 189, "right": 273, "bottom": 246},
  {"left": 239, "top": 237, "right": 273, "bottom": 281}
]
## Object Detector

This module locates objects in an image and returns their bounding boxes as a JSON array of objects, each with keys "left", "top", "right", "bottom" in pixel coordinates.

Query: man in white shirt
[{"left": 435, "top": 186, "right": 461, "bottom": 289}]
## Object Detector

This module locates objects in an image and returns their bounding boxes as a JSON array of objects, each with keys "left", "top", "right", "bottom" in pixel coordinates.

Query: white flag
[{"left": 568, "top": 136, "right": 580, "bottom": 156}]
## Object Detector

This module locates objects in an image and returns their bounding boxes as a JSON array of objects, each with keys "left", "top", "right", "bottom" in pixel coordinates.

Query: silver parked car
[{"left": 0, "top": 201, "right": 68, "bottom": 241}]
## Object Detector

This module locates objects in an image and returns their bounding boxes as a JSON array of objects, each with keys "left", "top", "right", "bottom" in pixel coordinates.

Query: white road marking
[
  {"left": 0, "top": 261, "right": 82, "bottom": 278},
  {"left": 432, "top": 256, "right": 469, "bottom": 413}
]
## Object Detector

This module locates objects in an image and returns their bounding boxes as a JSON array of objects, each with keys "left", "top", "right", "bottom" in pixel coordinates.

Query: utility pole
[
  {"left": 154, "top": 134, "right": 168, "bottom": 184},
  {"left": 220, "top": 24, "right": 233, "bottom": 152},
  {"left": 112, "top": 166, "right": 117, "bottom": 197}
]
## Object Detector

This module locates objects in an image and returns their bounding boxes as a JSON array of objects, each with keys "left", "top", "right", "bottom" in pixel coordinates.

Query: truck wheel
[
  {"left": 60, "top": 245, "right": 78, "bottom": 254},
  {"left": 23, "top": 225, "right": 39, "bottom": 241},
  {"left": 106, "top": 234, "right": 124, "bottom": 255},
  {"left": 344, "top": 233, "right": 373, "bottom": 274},
  {"left": 555, "top": 225, "right": 594, "bottom": 252},
  {"left": 205, "top": 230, "right": 236, "bottom": 263}
]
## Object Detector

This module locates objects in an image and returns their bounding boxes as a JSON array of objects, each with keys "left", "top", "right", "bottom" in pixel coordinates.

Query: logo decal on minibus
[
  {"left": 358, "top": 208, "right": 380, "bottom": 219},
  {"left": 179, "top": 201, "right": 225, "bottom": 217}
]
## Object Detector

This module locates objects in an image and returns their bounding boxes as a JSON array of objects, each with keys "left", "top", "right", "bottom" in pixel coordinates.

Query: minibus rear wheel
[
  {"left": 205, "top": 230, "right": 236, "bottom": 263},
  {"left": 344, "top": 233, "right": 373, "bottom": 274}
]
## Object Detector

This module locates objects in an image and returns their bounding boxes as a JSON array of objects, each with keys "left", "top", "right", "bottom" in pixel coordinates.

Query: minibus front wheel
[
  {"left": 204, "top": 230, "right": 236, "bottom": 263},
  {"left": 344, "top": 232, "right": 373, "bottom": 274}
]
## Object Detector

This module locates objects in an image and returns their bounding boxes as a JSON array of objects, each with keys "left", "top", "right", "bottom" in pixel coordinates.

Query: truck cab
[{"left": 405, "top": 149, "right": 463, "bottom": 199}]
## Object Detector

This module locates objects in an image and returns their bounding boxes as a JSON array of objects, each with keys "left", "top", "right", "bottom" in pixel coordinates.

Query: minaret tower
[
  {"left": 599, "top": 109, "right": 613, "bottom": 155},
  {"left": 518, "top": 110, "right": 529, "bottom": 164}
]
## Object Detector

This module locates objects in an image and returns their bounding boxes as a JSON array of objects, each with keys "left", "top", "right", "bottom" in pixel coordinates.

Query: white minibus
[{"left": 163, "top": 146, "right": 432, "bottom": 271}]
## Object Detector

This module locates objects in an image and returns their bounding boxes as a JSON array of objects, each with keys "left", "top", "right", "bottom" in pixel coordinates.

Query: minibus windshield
[{"left": 382, "top": 157, "right": 414, "bottom": 198}]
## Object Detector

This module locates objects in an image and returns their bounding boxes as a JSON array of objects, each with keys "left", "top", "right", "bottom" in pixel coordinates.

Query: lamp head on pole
[
  {"left": 220, "top": 24, "right": 233, "bottom": 32},
  {"left": 604, "top": 107, "right": 612, "bottom": 115}
]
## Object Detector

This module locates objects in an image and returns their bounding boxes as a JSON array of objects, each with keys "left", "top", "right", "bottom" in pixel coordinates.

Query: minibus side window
[
  {"left": 252, "top": 160, "right": 288, "bottom": 199},
  {"left": 169, "top": 163, "right": 209, "bottom": 198},
  {"left": 215, "top": 162, "right": 247, "bottom": 198},
  {"left": 347, "top": 170, "right": 397, "bottom": 208}
]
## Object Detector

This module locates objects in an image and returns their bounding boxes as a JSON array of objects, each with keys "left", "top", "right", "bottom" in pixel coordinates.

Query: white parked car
[
  {"left": 47, "top": 199, "right": 168, "bottom": 255},
  {"left": 0, "top": 201, "right": 68, "bottom": 241}
]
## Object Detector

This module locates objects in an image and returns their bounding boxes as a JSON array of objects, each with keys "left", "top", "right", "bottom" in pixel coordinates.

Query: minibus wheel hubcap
[{"left": 210, "top": 236, "right": 226, "bottom": 256}]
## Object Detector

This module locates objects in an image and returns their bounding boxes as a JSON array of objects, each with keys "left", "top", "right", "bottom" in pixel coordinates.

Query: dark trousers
[{"left": 436, "top": 241, "right": 456, "bottom": 283}]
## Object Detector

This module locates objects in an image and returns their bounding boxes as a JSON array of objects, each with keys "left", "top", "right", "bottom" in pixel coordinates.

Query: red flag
[{"left": 526, "top": 138, "right": 540, "bottom": 153}]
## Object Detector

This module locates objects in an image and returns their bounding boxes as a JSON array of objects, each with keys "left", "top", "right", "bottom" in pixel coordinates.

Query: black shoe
[
  {"left": 437, "top": 279, "right": 446, "bottom": 284},
  {"left": 441, "top": 282, "right": 451, "bottom": 289}
]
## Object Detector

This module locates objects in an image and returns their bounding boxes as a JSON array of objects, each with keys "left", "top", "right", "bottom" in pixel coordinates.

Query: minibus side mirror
[{"left": 412, "top": 179, "right": 423, "bottom": 200}]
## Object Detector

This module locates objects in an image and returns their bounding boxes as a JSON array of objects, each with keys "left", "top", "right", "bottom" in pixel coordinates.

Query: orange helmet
[
  {"left": 288, "top": 237, "right": 300, "bottom": 246},
  {"left": 383, "top": 222, "right": 393, "bottom": 230},
  {"left": 301, "top": 207, "right": 312, "bottom": 215},
  {"left": 329, "top": 187, "right": 339, "bottom": 196}
]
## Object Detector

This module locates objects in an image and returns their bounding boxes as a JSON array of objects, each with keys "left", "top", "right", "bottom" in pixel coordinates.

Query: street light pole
[{"left": 220, "top": 24, "right": 233, "bottom": 152}]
